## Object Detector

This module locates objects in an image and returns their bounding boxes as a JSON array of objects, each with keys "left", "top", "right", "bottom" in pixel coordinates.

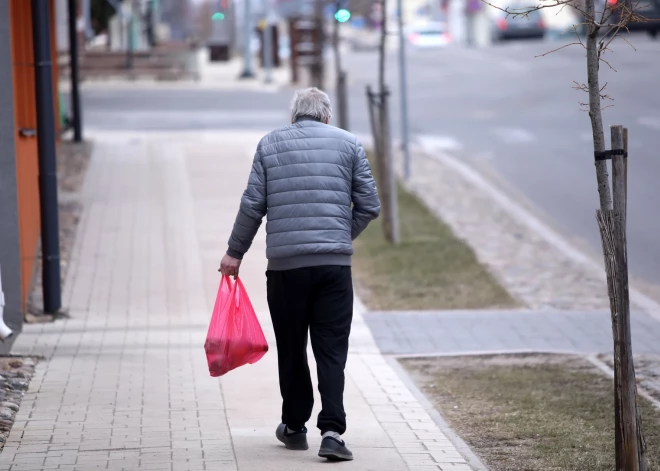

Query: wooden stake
[
  {"left": 608, "top": 125, "right": 642, "bottom": 471},
  {"left": 380, "top": 88, "right": 400, "bottom": 245}
]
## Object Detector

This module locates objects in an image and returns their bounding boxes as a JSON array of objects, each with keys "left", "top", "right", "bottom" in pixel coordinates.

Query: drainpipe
[
  {"left": 67, "top": 0, "right": 83, "bottom": 142},
  {"left": 32, "top": 0, "right": 63, "bottom": 315},
  {"left": 0, "top": 267, "right": 14, "bottom": 342}
]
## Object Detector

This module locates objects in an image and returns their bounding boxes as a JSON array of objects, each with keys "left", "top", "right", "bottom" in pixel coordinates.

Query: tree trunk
[
  {"left": 585, "top": 0, "right": 645, "bottom": 465},
  {"left": 379, "top": 90, "right": 400, "bottom": 244},
  {"left": 585, "top": 0, "right": 612, "bottom": 212},
  {"left": 378, "top": 0, "right": 386, "bottom": 96}
]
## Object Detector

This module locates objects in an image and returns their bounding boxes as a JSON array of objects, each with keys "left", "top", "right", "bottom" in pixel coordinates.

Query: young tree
[
  {"left": 483, "top": 0, "right": 650, "bottom": 468},
  {"left": 366, "top": 0, "right": 400, "bottom": 244},
  {"left": 332, "top": 0, "right": 349, "bottom": 130}
]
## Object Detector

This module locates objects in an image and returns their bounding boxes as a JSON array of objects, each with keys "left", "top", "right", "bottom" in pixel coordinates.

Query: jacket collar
[{"left": 295, "top": 115, "right": 323, "bottom": 123}]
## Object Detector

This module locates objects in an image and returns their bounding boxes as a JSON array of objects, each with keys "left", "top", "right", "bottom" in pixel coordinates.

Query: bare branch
[
  {"left": 600, "top": 56, "right": 618, "bottom": 71},
  {"left": 617, "top": 33, "right": 638, "bottom": 50},
  {"left": 479, "top": 0, "right": 577, "bottom": 18},
  {"left": 573, "top": 81, "right": 589, "bottom": 93},
  {"left": 535, "top": 41, "right": 583, "bottom": 57}
]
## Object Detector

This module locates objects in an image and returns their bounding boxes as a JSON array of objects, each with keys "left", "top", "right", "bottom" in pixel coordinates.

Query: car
[
  {"left": 609, "top": 0, "right": 660, "bottom": 38},
  {"left": 491, "top": 8, "right": 546, "bottom": 41},
  {"left": 406, "top": 22, "right": 451, "bottom": 48}
]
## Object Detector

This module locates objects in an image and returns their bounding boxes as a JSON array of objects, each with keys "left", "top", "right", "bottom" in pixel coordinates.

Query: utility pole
[
  {"left": 32, "top": 0, "right": 62, "bottom": 314},
  {"left": 82, "top": 0, "right": 93, "bottom": 40},
  {"left": 333, "top": 0, "right": 348, "bottom": 130},
  {"left": 67, "top": 0, "right": 83, "bottom": 142},
  {"left": 240, "top": 0, "right": 255, "bottom": 78},
  {"left": 126, "top": 0, "right": 135, "bottom": 70},
  {"left": 263, "top": 0, "right": 273, "bottom": 83},
  {"left": 312, "top": 0, "right": 324, "bottom": 89},
  {"left": 396, "top": 0, "right": 410, "bottom": 179}
]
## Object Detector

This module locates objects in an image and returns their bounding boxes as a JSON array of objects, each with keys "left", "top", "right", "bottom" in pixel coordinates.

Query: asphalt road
[{"left": 74, "top": 33, "right": 660, "bottom": 291}]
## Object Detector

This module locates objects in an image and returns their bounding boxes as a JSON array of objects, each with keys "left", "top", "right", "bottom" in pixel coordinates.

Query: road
[{"left": 75, "top": 33, "right": 660, "bottom": 293}]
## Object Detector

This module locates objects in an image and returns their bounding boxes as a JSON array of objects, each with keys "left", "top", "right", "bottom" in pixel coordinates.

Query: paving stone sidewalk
[
  {"left": 365, "top": 310, "right": 660, "bottom": 356},
  {"left": 0, "top": 131, "right": 479, "bottom": 471}
]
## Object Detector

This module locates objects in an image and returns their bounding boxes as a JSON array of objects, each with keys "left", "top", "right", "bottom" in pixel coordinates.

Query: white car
[{"left": 406, "top": 22, "right": 451, "bottom": 48}]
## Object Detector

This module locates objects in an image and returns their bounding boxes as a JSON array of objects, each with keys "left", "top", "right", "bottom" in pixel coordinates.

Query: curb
[
  {"left": 386, "top": 356, "right": 490, "bottom": 471},
  {"left": 586, "top": 355, "right": 660, "bottom": 410},
  {"left": 415, "top": 140, "right": 660, "bottom": 323}
]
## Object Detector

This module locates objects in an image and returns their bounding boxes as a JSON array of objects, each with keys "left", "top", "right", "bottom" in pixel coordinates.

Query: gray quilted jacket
[{"left": 226, "top": 118, "right": 381, "bottom": 271}]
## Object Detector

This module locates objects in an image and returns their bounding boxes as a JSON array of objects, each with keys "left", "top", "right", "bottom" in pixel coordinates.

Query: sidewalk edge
[
  {"left": 385, "top": 356, "right": 490, "bottom": 471},
  {"left": 353, "top": 295, "right": 489, "bottom": 470},
  {"left": 415, "top": 140, "right": 660, "bottom": 322}
]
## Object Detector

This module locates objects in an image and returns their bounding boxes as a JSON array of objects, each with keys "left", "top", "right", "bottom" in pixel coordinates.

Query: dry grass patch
[
  {"left": 403, "top": 354, "right": 660, "bottom": 471},
  {"left": 352, "top": 159, "right": 515, "bottom": 310}
]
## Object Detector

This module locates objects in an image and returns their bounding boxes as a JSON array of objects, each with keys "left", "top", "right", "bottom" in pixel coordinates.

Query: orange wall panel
[
  {"left": 10, "top": 0, "right": 62, "bottom": 310},
  {"left": 10, "top": 0, "right": 41, "bottom": 309}
]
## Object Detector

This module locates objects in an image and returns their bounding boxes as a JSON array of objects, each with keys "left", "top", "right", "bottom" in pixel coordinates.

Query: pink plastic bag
[{"left": 204, "top": 276, "right": 268, "bottom": 377}]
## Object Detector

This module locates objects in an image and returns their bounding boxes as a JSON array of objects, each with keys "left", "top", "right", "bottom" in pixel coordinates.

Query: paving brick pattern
[
  {"left": 365, "top": 310, "right": 660, "bottom": 356},
  {"left": 0, "top": 131, "right": 480, "bottom": 471}
]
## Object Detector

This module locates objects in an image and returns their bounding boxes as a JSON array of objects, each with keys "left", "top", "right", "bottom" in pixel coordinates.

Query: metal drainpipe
[
  {"left": 32, "top": 0, "right": 62, "bottom": 315},
  {"left": 67, "top": 0, "right": 83, "bottom": 142}
]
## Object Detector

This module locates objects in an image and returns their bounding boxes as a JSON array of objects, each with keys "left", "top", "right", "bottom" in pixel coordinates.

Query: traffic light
[
  {"left": 335, "top": 8, "right": 351, "bottom": 22},
  {"left": 212, "top": 0, "right": 228, "bottom": 20}
]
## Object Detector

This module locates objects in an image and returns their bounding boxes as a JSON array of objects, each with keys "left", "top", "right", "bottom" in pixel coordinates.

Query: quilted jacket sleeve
[
  {"left": 351, "top": 140, "right": 381, "bottom": 240},
  {"left": 226, "top": 146, "right": 267, "bottom": 260}
]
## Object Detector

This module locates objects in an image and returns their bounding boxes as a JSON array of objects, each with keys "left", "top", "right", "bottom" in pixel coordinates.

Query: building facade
[{"left": 0, "top": 0, "right": 60, "bottom": 351}]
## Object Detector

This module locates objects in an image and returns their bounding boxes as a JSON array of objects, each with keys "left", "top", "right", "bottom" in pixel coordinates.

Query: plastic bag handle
[{"left": 220, "top": 274, "right": 233, "bottom": 291}]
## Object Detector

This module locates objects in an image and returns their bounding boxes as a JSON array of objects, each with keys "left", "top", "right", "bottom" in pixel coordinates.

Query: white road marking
[
  {"left": 492, "top": 126, "right": 536, "bottom": 144},
  {"left": 638, "top": 116, "right": 660, "bottom": 130},
  {"left": 473, "top": 150, "right": 495, "bottom": 161},
  {"left": 416, "top": 134, "right": 464, "bottom": 152},
  {"left": 417, "top": 139, "right": 660, "bottom": 322}
]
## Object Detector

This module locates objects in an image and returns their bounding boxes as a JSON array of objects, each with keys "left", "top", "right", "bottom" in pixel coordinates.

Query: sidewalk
[
  {"left": 59, "top": 51, "right": 293, "bottom": 93},
  {"left": 0, "top": 131, "right": 477, "bottom": 471},
  {"left": 365, "top": 309, "right": 660, "bottom": 356}
]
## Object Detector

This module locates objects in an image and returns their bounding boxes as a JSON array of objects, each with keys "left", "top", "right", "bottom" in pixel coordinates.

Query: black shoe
[
  {"left": 276, "top": 423, "right": 309, "bottom": 450},
  {"left": 319, "top": 435, "right": 354, "bottom": 461}
]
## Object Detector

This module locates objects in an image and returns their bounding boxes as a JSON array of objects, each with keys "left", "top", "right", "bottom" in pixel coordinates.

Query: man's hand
[{"left": 219, "top": 254, "right": 242, "bottom": 279}]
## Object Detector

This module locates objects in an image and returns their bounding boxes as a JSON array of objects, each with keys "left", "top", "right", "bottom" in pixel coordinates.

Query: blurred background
[
  {"left": 2, "top": 0, "right": 660, "bottom": 336},
  {"left": 52, "top": 0, "right": 659, "bottom": 294}
]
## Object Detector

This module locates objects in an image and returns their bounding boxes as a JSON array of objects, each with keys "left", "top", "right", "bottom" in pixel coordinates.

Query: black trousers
[{"left": 266, "top": 265, "right": 353, "bottom": 435}]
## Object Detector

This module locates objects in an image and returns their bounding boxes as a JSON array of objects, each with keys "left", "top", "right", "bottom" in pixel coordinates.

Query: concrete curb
[
  {"left": 586, "top": 355, "right": 660, "bottom": 410},
  {"left": 385, "top": 356, "right": 490, "bottom": 471},
  {"left": 415, "top": 140, "right": 660, "bottom": 323},
  {"left": 353, "top": 294, "right": 487, "bottom": 470}
]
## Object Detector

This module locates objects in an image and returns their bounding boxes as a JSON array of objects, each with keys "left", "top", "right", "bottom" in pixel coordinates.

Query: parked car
[
  {"left": 407, "top": 22, "right": 451, "bottom": 48},
  {"left": 491, "top": 9, "right": 546, "bottom": 41},
  {"left": 609, "top": 0, "right": 660, "bottom": 37}
]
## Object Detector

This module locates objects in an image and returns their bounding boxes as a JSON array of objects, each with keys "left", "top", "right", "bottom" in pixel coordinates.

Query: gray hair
[{"left": 290, "top": 87, "right": 332, "bottom": 123}]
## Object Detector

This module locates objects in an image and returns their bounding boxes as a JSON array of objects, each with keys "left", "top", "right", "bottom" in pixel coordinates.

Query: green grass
[
  {"left": 352, "top": 161, "right": 515, "bottom": 310},
  {"left": 403, "top": 354, "right": 660, "bottom": 471}
]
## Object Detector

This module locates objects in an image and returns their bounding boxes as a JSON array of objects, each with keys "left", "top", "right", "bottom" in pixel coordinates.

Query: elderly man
[{"left": 220, "top": 87, "right": 380, "bottom": 461}]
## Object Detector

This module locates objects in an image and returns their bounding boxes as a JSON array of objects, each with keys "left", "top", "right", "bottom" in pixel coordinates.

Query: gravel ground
[
  {"left": 0, "top": 357, "right": 37, "bottom": 450},
  {"left": 599, "top": 353, "right": 660, "bottom": 404},
  {"left": 26, "top": 140, "right": 93, "bottom": 321},
  {"left": 394, "top": 145, "right": 614, "bottom": 311}
]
